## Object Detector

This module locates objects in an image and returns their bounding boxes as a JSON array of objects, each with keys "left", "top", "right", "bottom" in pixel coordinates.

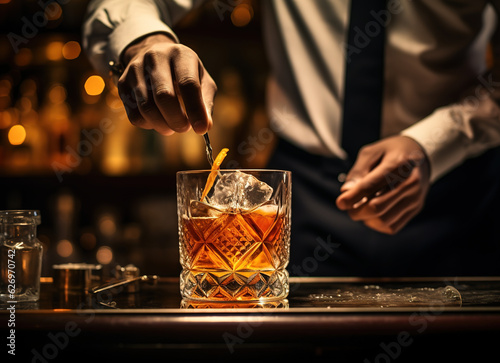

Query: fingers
[
  {"left": 347, "top": 181, "right": 409, "bottom": 222},
  {"left": 117, "top": 41, "right": 217, "bottom": 135},
  {"left": 337, "top": 161, "right": 403, "bottom": 210},
  {"left": 336, "top": 136, "right": 431, "bottom": 234},
  {"left": 351, "top": 181, "right": 420, "bottom": 224},
  {"left": 336, "top": 141, "right": 422, "bottom": 211},
  {"left": 172, "top": 51, "right": 213, "bottom": 134},
  {"left": 147, "top": 50, "right": 190, "bottom": 134},
  {"left": 118, "top": 59, "right": 177, "bottom": 135},
  {"left": 200, "top": 65, "right": 217, "bottom": 129},
  {"left": 343, "top": 168, "right": 424, "bottom": 234},
  {"left": 117, "top": 67, "right": 147, "bottom": 129},
  {"left": 340, "top": 145, "right": 383, "bottom": 193},
  {"left": 364, "top": 203, "right": 421, "bottom": 235}
]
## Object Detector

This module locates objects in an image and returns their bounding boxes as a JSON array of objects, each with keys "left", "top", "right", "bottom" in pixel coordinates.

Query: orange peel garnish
[{"left": 200, "top": 148, "right": 229, "bottom": 201}]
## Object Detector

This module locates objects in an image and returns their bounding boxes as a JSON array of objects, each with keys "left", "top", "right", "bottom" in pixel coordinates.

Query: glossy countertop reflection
[{"left": 29, "top": 276, "right": 500, "bottom": 312}]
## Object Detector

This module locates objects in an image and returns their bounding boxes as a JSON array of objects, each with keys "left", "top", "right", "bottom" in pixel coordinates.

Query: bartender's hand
[
  {"left": 118, "top": 33, "right": 217, "bottom": 135},
  {"left": 336, "top": 136, "right": 430, "bottom": 234}
]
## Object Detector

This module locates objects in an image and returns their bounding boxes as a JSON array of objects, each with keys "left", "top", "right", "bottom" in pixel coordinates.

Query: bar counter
[{"left": 3, "top": 276, "right": 500, "bottom": 362}]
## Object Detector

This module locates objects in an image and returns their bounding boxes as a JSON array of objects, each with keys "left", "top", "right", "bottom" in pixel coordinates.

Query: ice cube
[{"left": 210, "top": 171, "right": 273, "bottom": 211}]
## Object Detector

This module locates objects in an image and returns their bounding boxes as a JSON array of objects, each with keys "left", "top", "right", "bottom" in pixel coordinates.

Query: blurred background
[{"left": 0, "top": 0, "right": 274, "bottom": 277}]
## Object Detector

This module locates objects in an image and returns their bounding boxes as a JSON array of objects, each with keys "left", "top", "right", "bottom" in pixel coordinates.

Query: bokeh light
[
  {"left": 96, "top": 246, "right": 113, "bottom": 264},
  {"left": 8, "top": 124, "right": 26, "bottom": 145},
  {"left": 84, "top": 75, "right": 105, "bottom": 96},
  {"left": 48, "top": 84, "right": 67, "bottom": 104},
  {"left": 98, "top": 214, "right": 117, "bottom": 237},
  {"left": 46, "top": 41, "right": 64, "bottom": 61},
  {"left": 231, "top": 4, "right": 254, "bottom": 27},
  {"left": 18, "top": 97, "right": 32, "bottom": 111},
  {"left": 56, "top": 239, "right": 74, "bottom": 258},
  {"left": 45, "top": 2, "right": 62, "bottom": 21},
  {"left": 0, "top": 111, "right": 12, "bottom": 129},
  {"left": 181, "top": 132, "right": 205, "bottom": 167},
  {"left": 62, "top": 41, "right": 81, "bottom": 60}
]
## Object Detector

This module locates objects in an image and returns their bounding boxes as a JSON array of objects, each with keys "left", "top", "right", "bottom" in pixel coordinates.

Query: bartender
[{"left": 83, "top": 0, "right": 500, "bottom": 276}]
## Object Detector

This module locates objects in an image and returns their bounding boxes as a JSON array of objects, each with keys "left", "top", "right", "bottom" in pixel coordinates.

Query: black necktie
[{"left": 341, "top": 0, "right": 387, "bottom": 162}]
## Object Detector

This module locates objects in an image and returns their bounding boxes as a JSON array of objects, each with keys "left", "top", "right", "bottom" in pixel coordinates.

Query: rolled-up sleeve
[{"left": 82, "top": 0, "right": 205, "bottom": 74}]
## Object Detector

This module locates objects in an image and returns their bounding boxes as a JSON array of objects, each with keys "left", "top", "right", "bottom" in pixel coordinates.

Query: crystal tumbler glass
[{"left": 177, "top": 170, "right": 291, "bottom": 302}]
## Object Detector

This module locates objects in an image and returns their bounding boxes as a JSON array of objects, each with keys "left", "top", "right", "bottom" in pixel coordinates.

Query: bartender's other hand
[
  {"left": 336, "top": 136, "right": 430, "bottom": 235},
  {"left": 118, "top": 33, "right": 216, "bottom": 135}
]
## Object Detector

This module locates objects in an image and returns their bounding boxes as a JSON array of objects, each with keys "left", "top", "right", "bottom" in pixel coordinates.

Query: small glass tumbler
[
  {"left": 0, "top": 210, "right": 43, "bottom": 302},
  {"left": 177, "top": 169, "right": 291, "bottom": 302}
]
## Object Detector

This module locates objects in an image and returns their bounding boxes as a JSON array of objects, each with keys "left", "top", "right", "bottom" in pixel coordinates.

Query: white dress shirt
[{"left": 83, "top": 0, "right": 500, "bottom": 181}]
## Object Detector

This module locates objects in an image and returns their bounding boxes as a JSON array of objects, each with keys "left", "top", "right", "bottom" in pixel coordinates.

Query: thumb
[
  {"left": 340, "top": 146, "right": 380, "bottom": 192},
  {"left": 340, "top": 178, "right": 358, "bottom": 192}
]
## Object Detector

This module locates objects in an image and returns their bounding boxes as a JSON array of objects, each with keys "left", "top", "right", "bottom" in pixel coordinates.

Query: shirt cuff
[
  {"left": 400, "top": 107, "right": 468, "bottom": 183},
  {"left": 108, "top": 17, "right": 179, "bottom": 65}
]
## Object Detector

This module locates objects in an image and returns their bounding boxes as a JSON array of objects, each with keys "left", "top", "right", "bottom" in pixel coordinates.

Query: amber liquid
[{"left": 179, "top": 204, "right": 289, "bottom": 301}]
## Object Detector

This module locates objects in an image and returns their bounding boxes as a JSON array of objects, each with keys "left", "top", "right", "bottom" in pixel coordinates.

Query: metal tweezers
[{"left": 203, "top": 133, "right": 214, "bottom": 167}]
